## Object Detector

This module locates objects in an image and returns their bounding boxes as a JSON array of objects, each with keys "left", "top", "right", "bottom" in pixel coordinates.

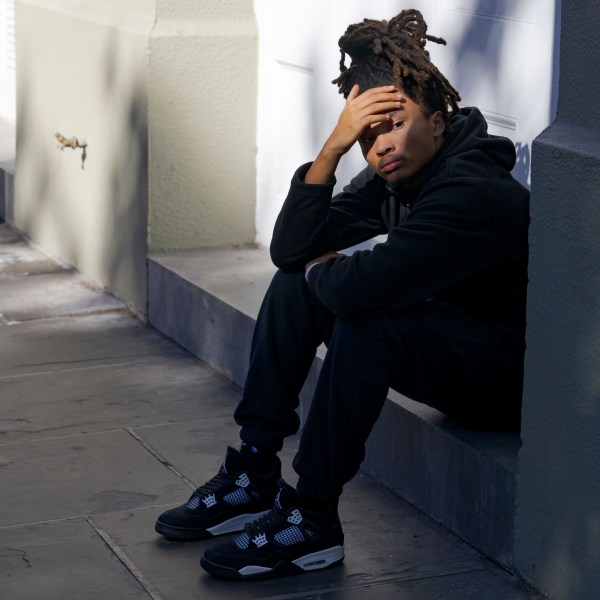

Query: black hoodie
[{"left": 270, "top": 108, "right": 530, "bottom": 343}]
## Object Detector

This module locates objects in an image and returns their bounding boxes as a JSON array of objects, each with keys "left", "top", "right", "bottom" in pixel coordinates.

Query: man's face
[{"left": 359, "top": 94, "right": 445, "bottom": 186}]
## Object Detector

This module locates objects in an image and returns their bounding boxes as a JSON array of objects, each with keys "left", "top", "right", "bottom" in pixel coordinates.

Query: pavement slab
[
  {"left": 247, "top": 569, "right": 542, "bottom": 599},
  {"left": 0, "top": 223, "right": 124, "bottom": 323},
  {"left": 0, "top": 519, "right": 149, "bottom": 600},
  {"left": 0, "top": 224, "right": 20, "bottom": 244},
  {"left": 0, "top": 225, "right": 544, "bottom": 599},
  {"left": 130, "top": 417, "right": 268, "bottom": 487},
  {"left": 0, "top": 308, "right": 240, "bottom": 445},
  {"left": 0, "top": 312, "right": 189, "bottom": 377},
  {"left": 0, "top": 270, "right": 125, "bottom": 322},
  {"left": 0, "top": 350, "right": 240, "bottom": 443},
  {"left": 0, "top": 239, "right": 66, "bottom": 277},
  {"left": 93, "top": 471, "right": 496, "bottom": 600},
  {"left": 113, "top": 419, "right": 505, "bottom": 599},
  {"left": 0, "top": 429, "right": 191, "bottom": 526}
]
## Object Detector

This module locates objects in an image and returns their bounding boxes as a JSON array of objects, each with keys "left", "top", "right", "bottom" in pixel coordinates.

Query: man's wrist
[
  {"left": 320, "top": 142, "right": 346, "bottom": 162},
  {"left": 304, "top": 148, "right": 343, "bottom": 185}
]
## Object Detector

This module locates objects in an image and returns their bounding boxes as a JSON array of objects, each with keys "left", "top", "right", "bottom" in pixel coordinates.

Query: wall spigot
[{"left": 55, "top": 132, "right": 88, "bottom": 170}]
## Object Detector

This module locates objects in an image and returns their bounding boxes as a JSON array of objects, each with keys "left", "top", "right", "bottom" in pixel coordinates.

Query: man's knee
[
  {"left": 267, "top": 269, "right": 329, "bottom": 314},
  {"left": 263, "top": 270, "right": 320, "bottom": 310}
]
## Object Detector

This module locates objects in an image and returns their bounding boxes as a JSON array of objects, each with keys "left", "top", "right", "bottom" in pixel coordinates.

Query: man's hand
[
  {"left": 305, "top": 252, "right": 344, "bottom": 272},
  {"left": 305, "top": 85, "right": 406, "bottom": 185},
  {"left": 326, "top": 84, "right": 405, "bottom": 155}
]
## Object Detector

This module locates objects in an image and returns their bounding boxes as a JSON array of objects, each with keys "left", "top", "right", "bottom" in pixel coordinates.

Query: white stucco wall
[
  {"left": 15, "top": 0, "right": 153, "bottom": 315},
  {"left": 255, "top": 0, "right": 558, "bottom": 247},
  {"left": 148, "top": 0, "right": 258, "bottom": 251},
  {"left": 14, "top": 0, "right": 259, "bottom": 313},
  {"left": 0, "top": 0, "right": 16, "bottom": 120}
]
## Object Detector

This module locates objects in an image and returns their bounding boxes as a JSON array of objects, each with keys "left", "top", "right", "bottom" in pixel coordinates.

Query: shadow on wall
[
  {"left": 452, "top": 0, "right": 506, "bottom": 104},
  {"left": 513, "top": 142, "right": 531, "bottom": 187},
  {"left": 100, "top": 29, "right": 148, "bottom": 315},
  {"left": 452, "top": 0, "right": 536, "bottom": 188},
  {"left": 16, "top": 77, "right": 62, "bottom": 256},
  {"left": 307, "top": 1, "right": 533, "bottom": 190},
  {"left": 16, "top": 25, "right": 149, "bottom": 315}
]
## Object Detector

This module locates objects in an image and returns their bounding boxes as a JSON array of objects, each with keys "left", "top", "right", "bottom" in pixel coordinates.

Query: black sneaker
[
  {"left": 155, "top": 447, "right": 280, "bottom": 541},
  {"left": 200, "top": 479, "right": 345, "bottom": 580}
]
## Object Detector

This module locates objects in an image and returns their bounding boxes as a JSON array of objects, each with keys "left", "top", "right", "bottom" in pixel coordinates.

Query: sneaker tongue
[
  {"left": 221, "top": 446, "right": 243, "bottom": 475},
  {"left": 274, "top": 480, "right": 298, "bottom": 510}
]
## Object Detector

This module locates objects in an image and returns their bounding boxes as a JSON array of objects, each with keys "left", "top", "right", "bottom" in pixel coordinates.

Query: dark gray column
[{"left": 515, "top": 1, "right": 600, "bottom": 598}]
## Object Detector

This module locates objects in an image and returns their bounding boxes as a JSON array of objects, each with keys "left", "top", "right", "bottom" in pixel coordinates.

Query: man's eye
[
  {"left": 360, "top": 136, "right": 375, "bottom": 145},
  {"left": 392, "top": 121, "right": 404, "bottom": 129}
]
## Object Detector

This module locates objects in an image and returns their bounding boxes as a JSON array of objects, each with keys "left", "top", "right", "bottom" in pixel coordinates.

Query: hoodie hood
[
  {"left": 441, "top": 107, "right": 516, "bottom": 172},
  {"left": 386, "top": 107, "right": 517, "bottom": 209}
]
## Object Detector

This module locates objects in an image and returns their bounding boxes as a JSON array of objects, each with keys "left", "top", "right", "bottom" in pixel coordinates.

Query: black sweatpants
[{"left": 234, "top": 270, "right": 522, "bottom": 503}]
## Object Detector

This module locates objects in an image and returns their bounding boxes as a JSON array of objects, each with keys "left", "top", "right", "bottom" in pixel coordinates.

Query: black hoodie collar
[{"left": 385, "top": 107, "right": 516, "bottom": 207}]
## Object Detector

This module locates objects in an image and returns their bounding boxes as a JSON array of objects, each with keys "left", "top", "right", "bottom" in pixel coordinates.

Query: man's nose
[{"left": 375, "top": 132, "right": 395, "bottom": 156}]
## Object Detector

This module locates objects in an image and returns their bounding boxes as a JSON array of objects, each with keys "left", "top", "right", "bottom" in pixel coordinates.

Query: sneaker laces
[
  {"left": 242, "top": 506, "right": 286, "bottom": 538},
  {"left": 191, "top": 470, "right": 230, "bottom": 500}
]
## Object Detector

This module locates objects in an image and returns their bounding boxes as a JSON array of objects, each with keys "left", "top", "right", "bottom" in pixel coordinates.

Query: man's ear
[{"left": 431, "top": 111, "right": 445, "bottom": 138}]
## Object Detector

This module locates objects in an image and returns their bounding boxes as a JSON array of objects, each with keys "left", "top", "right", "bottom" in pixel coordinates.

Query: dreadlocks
[{"left": 332, "top": 9, "right": 461, "bottom": 126}]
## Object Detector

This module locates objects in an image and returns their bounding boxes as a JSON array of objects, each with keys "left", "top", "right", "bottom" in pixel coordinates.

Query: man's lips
[{"left": 379, "top": 157, "right": 404, "bottom": 173}]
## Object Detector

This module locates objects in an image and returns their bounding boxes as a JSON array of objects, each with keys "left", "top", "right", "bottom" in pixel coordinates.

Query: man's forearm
[{"left": 304, "top": 146, "right": 344, "bottom": 185}]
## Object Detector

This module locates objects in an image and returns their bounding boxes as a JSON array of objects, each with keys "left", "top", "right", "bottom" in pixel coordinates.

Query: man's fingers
[
  {"left": 331, "top": 85, "right": 406, "bottom": 155},
  {"left": 353, "top": 100, "right": 406, "bottom": 124},
  {"left": 305, "top": 252, "right": 343, "bottom": 270},
  {"left": 349, "top": 96, "right": 406, "bottom": 123},
  {"left": 353, "top": 90, "right": 406, "bottom": 111},
  {"left": 363, "top": 113, "right": 395, "bottom": 129},
  {"left": 344, "top": 86, "right": 406, "bottom": 123},
  {"left": 346, "top": 84, "right": 360, "bottom": 103},
  {"left": 354, "top": 85, "right": 400, "bottom": 101}
]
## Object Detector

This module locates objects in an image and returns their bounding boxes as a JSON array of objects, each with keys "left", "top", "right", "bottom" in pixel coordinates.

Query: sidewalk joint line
[
  {"left": 0, "top": 425, "right": 142, "bottom": 447},
  {"left": 0, "top": 515, "right": 85, "bottom": 529},
  {"left": 0, "top": 359, "right": 154, "bottom": 382},
  {"left": 0, "top": 504, "right": 193, "bottom": 531},
  {"left": 3, "top": 307, "right": 129, "bottom": 325},
  {"left": 86, "top": 516, "right": 165, "bottom": 600},
  {"left": 126, "top": 428, "right": 196, "bottom": 491},
  {"left": 14, "top": 352, "right": 169, "bottom": 369},
  {"left": 256, "top": 566, "right": 491, "bottom": 600}
]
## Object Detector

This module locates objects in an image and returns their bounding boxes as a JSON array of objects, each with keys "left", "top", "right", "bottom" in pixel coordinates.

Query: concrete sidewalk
[{"left": 0, "top": 223, "right": 542, "bottom": 599}]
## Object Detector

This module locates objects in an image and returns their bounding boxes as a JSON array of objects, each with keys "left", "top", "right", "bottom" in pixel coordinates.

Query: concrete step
[{"left": 148, "top": 246, "right": 520, "bottom": 569}]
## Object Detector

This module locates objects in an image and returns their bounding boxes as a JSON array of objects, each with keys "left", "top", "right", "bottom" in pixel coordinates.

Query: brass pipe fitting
[{"left": 55, "top": 132, "right": 88, "bottom": 169}]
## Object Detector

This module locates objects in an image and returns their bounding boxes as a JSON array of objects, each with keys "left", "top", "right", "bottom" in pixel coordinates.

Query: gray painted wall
[{"left": 516, "top": 1, "right": 600, "bottom": 598}]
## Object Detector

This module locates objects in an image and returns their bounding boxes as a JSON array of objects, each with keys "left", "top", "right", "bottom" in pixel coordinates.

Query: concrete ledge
[
  {"left": 148, "top": 246, "right": 519, "bottom": 568},
  {"left": 148, "top": 246, "right": 274, "bottom": 390}
]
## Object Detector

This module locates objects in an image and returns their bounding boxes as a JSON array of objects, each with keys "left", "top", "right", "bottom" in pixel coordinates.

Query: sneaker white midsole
[
  {"left": 237, "top": 545, "right": 345, "bottom": 576},
  {"left": 292, "top": 545, "right": 345, "bottom": 571},
  {"left": 206, "top": 510, "right": 269, "bottom": 536}
]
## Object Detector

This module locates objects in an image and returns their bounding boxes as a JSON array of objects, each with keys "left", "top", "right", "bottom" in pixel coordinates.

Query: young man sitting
[{"left": 155, "top": 9, "right": 529, "bottom": 581}]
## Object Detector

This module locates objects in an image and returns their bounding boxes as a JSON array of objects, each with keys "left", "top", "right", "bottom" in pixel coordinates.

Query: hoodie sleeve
[
  {"left": 270, "top": 163, "right": 388, "bottom": 272},
  {"left": 306, "top": 180, "right": 500, "bottom": 318}
]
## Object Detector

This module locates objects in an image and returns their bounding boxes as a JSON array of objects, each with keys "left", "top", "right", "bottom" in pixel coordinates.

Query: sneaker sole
[
  {"left": 200, "top": 545, "right": 345, "bottom": 580},
  {"left": 155, "top": 510, "right": 270, "bottom": 541}
]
